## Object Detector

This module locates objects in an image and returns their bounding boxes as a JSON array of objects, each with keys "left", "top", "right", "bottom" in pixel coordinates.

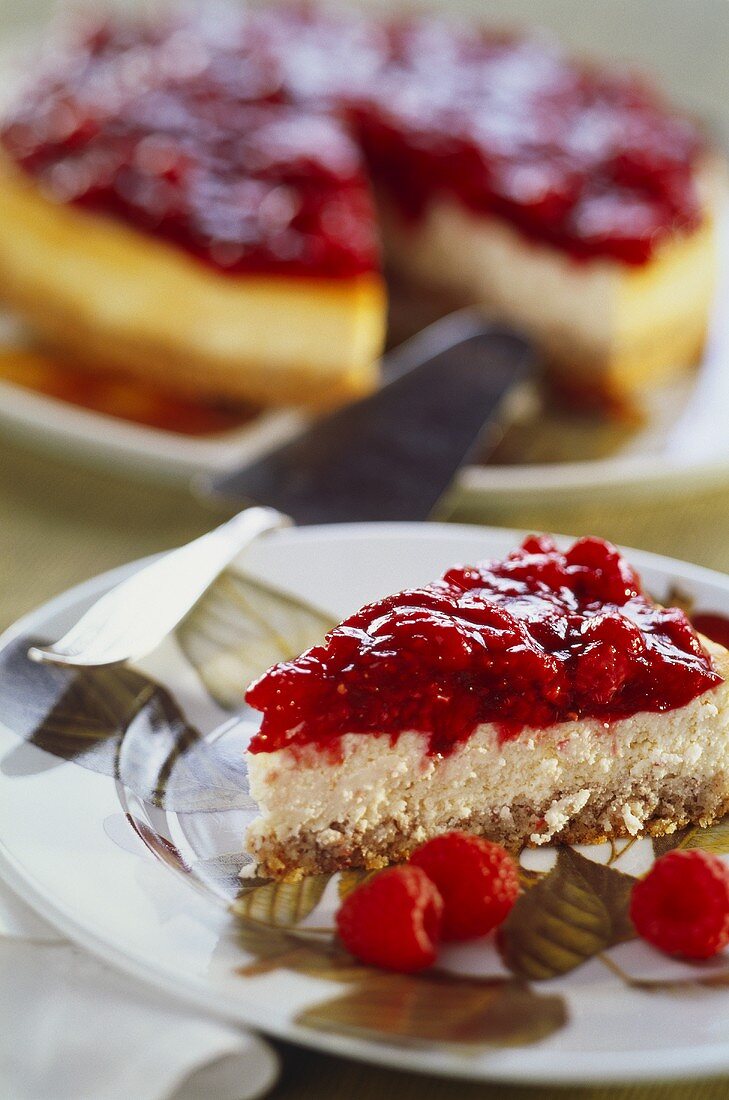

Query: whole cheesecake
[
  {"left": 0, "top": 7, "right": 722, "bottom": 409},
  {"left": 245, "top": 536, "right": 729, "bottom": 880}
]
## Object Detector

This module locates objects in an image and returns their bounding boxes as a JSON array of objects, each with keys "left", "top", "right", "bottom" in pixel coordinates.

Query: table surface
[{"left": 4, "top": 434, "right": 729, "bottom": 1100}]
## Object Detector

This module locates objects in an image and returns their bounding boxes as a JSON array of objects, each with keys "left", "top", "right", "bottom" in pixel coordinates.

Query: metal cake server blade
[
  {"left": 203, "top": 312, "right": 533, "bottom": 522},
  {"left": 28, "top": 312, "right": 535, "bottom": 668}
]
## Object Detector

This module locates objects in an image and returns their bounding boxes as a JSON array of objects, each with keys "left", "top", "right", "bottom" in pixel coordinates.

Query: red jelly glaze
[
  {"left": 0, "top": 12, "right": 380, "bottom": 279},
  {"left": 246, "top": 536, "right": 722, "bottom": 756},
  {"left": 691, "top": 613, "right": 729, "bottom": 652},
  {"left": 1, "top": 7, "right": 706, "bottom": 274},
  {"left": 352, "top": 19, "right": 705, "bottom": 264}
]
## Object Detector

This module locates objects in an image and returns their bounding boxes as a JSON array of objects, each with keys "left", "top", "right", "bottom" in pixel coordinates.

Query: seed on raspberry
[
  {"left": 335, "top": 865, "right": 443, "bottom": 972},
  {"left": 409, "top": 831, "right": 520, "bottom": 941},
  {"left": 630, "top": 848, "right": 729, "bottom": 960}
]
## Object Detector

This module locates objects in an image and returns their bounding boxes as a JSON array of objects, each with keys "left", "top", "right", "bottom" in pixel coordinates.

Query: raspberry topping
[
  {"left": 1, "top": 7, "right": 706, "bottom": 273},
  {"left": 691, "top": 613, "right": 729, "bottom": 652},
  {"left": 630, "top": 850, "right": 729, "bottom": 960},
  {"left": 2, "top": 12, "right": 379, "bottom": 279},
  {"left": 352, "top": 18, "right": 705, "bottom": 264},
  {"left": 410, "top": 832, "right": 520, "bottom": 941},
  {"left": 246, "top": 536, "right": 721, "bottom": 756},
  {"left": 335, "top": 865, "right": 443, "bottom": 972}
]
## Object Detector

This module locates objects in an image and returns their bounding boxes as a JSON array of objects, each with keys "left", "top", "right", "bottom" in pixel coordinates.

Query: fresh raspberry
[
  {"left": 630, "top": 849, "right": 729, "bottom": 959},
  {"left": 335, "top": 865, "right": 443, "bottom": 972},
  {"left": 409, "top": 832, "right": 520, "bottom": 941}
]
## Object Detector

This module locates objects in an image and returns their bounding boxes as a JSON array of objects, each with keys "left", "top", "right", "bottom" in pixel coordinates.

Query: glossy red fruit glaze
[
  {"left": 1, "top": 8, "right": 705, "bottom": 272},
  {"left": 691, "top": 613, "right": 729, "bottom": 652},
  {"left": 336, "top": 865, "right": 443, "bottom": 972},
  {"left": 0, "top": 12, "right": 380, "bottom": 279},
  {"left": 246, "top": 536, "right": 722, "bottom": 756},
  {"left": 352, "top": 18, "right": 705, "bottom": 263},
  {"left": 630, "top": 849, "right": 729, "bottom": 960},
  {"left": 410, "top": 832, "right": 520, "bottom": 941}
]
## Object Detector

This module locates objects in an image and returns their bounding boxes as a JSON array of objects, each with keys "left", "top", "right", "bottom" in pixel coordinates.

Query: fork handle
[{"left": 28, "top": 506, "right": 291, "bottom": 668}]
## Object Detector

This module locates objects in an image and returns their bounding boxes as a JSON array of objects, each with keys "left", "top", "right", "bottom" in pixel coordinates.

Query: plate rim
[{"left": 4, "top": 520, "right": 729, "bottom": 1085}]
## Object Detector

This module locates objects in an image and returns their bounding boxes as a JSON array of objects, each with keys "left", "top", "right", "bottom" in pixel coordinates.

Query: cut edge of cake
[
  {"left": 380, "top": 156, "right": 726, "bottom": 409},
  {"left": 246, "top": 638, "right": 729, "bottom": 881}
]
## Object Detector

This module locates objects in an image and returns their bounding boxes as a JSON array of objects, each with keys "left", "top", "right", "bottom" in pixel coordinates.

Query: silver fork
[
  {"left": 28, "top": 507, "right": 289, "bottom": 667},
  {"left": 27, "top": 315, "right": 534, "bottom": 669}
]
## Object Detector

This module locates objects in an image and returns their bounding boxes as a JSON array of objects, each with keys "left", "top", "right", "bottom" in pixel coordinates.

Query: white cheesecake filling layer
[
  {"left": 247, "top": 648, "right": 729, "bottom": 858},
  {"left": 383, "top": 198, "right": 613, "bottom": 356},
  {"left": 381, "top": 166, "right": 721, "bottom": 390}
]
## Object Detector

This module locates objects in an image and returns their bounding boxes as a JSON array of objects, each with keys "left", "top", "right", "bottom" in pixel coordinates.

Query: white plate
[
  {"left": 3, "top": 522, "right": 729, "bottom": 1085},
  {"left": 0, "top": 0, "right": 728, "bottom": 498}
]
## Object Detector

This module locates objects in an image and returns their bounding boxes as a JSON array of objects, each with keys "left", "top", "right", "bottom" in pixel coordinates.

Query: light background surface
[{"left": 3, "top": 3, "right": 729, "bottom": 1097}]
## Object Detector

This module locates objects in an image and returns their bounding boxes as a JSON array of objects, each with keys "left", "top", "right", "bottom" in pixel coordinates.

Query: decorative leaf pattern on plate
[
  {"left": 176, "top": 570, "right": 334, "bottom": 709},
  {"left": 233, "top": 907, "right": 567, "bottom": 1048},
  {"left": 233, "top": 875, "right": 331, "bottom": 927},
  {"left": 0, "top": 636, "right": 164, "bottom": 778},
  {"left": 499, "top": 848, "right": 635, "bottom": 980},
  {"left": 235, "top": 917, "right": 370, "bottom": 983},
  {"left": 126, "top": 719, "right": 254, "bottom": 814},
  {"left": 338, "top": 869, "right": 378, "bottom": 900},
  {"left": 654, "top": 818, "right": 729, "bottom": 859},
  {"left": 230, "top": 872, "right": 568, "bottom": 1049},
  {"left": 296, "top": 973, "right": 567, "bottom": 1048},
  {"left": 0, "top": 635, "right": 251, "bottom": 813},
  {"left": 231, "top": 873, "right": 373, "bottom": 981}
]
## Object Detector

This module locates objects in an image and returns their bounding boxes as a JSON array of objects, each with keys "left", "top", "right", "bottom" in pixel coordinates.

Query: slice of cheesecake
[{"left": 245, "top": 536, "right": 729, "bottom": 880}]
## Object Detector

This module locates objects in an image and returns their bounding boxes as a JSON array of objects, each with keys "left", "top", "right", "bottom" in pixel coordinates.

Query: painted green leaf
[
  {"left": 0, "top": 636, "right": 249, "bottom": 813},
  {"left": 337, "top": 869, "right": 377, "bottom": 900},
  {"left": 652, "top": 828, "right": 690, "bottom": 858},
  {"left": 653, "top": 817, "right": 729, "bottom": 859},
  {"left": 232, "top": 877, "right": 568, "bottom": 1049},
  {"left": 518, "top": 866, "right": 545, "bottom": 890},
  {"left": 235, "top": 917, "right": 369, "bottom": 983},
  {"left": 601, "top": 953, "right": 729, "bottom": 992},
  {"left": 176, "top": 571, "right": 334, "bottom": 709},
  {"left": 0, "top": 636, "right": 165, "bottom": 777},
  {"left": 296, "top": 973, "right": 567, "bottom": 1048},
  {"left": 677, "top": 817, "right": 729, "bottom": 856},
  {"left": 232, "top": 875, "right": 331, "bottom": 927},
  {"left": 499, "top": 848, "right": 635, "bottom": 980},
  {"left": 696, "top": 970, "right": 729, "bottom": 988}
]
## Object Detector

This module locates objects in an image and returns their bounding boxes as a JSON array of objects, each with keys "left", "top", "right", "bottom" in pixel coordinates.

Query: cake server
[{"left": 28, "top": 311, "right": 534, "bottom": 667}]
